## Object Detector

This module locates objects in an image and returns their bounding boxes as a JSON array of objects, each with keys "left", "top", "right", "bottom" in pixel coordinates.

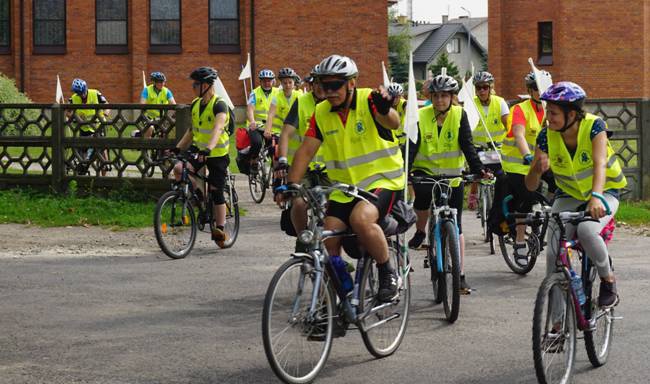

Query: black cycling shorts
[
  {"left": 189, "top": 154, "right": 229, "bottom": 204},
  {"left": 326, "top": 188, "right": 403, "bottom": 227},
  {"left": 411, "top": 170, "right": 465, "bottom": 233}
]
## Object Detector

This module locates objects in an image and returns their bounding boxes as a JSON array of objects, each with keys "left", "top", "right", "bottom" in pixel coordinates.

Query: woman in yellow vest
[
  {"left": 407, "top": 74, "right": 487, "bottom": 294},
  {"left": 282, "top": 54, "right": 404, "bottom": 303},
  {"left": 173, "top": 67, "right": 231, "bottom": 248},
  {"left": 137, "top": 71, "right": 176, "bottom": 138},
  {"left": 265, "top": 67, "right": 303, "bottom": 139},
  {"left": 525, "top": 82, "right": 625, "bottom": 308}
]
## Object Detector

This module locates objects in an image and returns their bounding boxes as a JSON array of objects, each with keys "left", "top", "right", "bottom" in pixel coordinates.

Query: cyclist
[
  {"left": 387, "top": 82, "right": 407, "bottom": 151},
  {"left": 137, "top": 71, "right": 176, "bottom": 138},
  {"left": 525, "top": 81, "right": 625, "bottom": 308},
  {"left": 264, "top": 67, "right": 302, "bottom": 140},
  {"left": 407, "top": 74, "right": 488, "bottom": 294},
  {"left": 467, "top": 71, "right": 509, "bottom": 209},
  {"left": 172, "top": 67, "right": 231, "bottom": 247},
  {"left": 282, "top": 54, "right": 405, "bottom": 303},
  {"left": 245, "top": 69, "right": 279, "bottom": 167},
  {"left": 500, "top": 71, "right": 557, "bottom": 267},
  {"left": 276, "top": 65, "right": 329, "bottom": 239}
]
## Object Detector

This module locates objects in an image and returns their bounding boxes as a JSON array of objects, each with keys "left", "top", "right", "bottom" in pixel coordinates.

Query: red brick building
[
  {"left": 0, "top": 0, "right": 389, "bottom": 105},
  {"left": 488, "top": 0, "right": 650, "bottom": 100}
]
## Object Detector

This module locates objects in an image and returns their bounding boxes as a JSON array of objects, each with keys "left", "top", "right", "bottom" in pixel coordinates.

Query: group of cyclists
[{"left": 66, "top": 53, "right": 624, "bottom": 310}]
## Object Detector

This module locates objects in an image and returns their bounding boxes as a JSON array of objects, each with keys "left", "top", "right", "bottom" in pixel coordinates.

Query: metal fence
[{"left": 0, "top": 103, "right": 189, "bottom": 193}]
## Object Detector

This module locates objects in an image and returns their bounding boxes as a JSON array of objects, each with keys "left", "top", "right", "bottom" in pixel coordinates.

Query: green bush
[{"left": 0, "top": 72, "right": 41, "bottom": 136}]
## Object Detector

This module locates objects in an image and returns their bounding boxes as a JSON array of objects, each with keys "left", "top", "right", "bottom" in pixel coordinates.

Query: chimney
[
  {"left": 442, "top": 15, "right": 448, "bottom": 23},
  {"left": 397, "top": 15, "right": 408, "bottom": 24}
]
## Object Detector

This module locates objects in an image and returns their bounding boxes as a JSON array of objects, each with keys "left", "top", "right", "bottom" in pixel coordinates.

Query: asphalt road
[{"left": 1, "top": 180, "right": 649, "bottom": 384}]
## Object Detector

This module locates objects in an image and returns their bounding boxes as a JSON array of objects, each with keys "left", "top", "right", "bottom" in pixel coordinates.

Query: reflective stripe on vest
[
  {"left": 548, "top": 113, "right": 627, "bottom": 200},
  {"left": 501, "top": 100, "right": 543, "bottom": 175},
  {"left": 71, "top": 89, "right": 102, "bottom": 133},
  {"left": 145, "top": 84, "right": 170, "bottom": 118},
  {"left": 473, "top": 95, "right": 506, "bottom": 144},
  {"left": 191, "top": 95, "right": 230, "bottom": 158},
  {"left": 315, "top": 88, "right": 405, "bottom": 203},
  {"left": 271, "top": 89, "right": 300, "bottom": 135},
  {"left": 412, "top": 104, "right": 465, "bottom": 176}
]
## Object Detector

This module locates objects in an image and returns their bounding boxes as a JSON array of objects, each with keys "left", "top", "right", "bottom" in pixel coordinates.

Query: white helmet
[
  {"left": 316, "top": 55, "right": 358, "bottom": 79},
  {"left": 387, "top": 82, "right": 404, "bottom": 97}
]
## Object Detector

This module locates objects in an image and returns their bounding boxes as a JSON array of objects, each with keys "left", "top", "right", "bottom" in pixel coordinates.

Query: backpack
[{"left": 226, "top": 107, "right": 236, "bottom": 135}]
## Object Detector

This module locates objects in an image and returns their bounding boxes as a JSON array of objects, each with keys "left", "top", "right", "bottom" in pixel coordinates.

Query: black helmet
[
  {"left": 150, "top": 72, "right": 166, "bottom": 82},
  {"left": 190, "top": 66, "right": 218, "bottom": 85},
  {"left": 429, "top": 75, "right": 459, "bottom": 94}
]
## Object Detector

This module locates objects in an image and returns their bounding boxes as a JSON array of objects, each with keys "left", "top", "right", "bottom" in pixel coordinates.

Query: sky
[{"left": 394, "top": 0, "right": 488, "bottom": 23}]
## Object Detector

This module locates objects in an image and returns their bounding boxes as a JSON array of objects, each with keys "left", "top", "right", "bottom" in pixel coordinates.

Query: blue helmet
[
  {"left": 71, "top": 78, "right": 87, "bottom": 95},
  {"left": 150, "top": 72, "right": 166, "bottom": 82},
  {"left": 540, "top": 81, "right": 587, "bottom": 109},
  {"left": 258, "top": 69, "right": 275, "bottom": 79}
]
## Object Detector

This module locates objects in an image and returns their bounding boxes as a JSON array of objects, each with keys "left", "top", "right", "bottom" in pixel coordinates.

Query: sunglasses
[
  {"left": 319, "top": 79, "right": 347, "bottom": 92},
  {"left": 475, "top": 84, "right": 490, "bottom": 91}
]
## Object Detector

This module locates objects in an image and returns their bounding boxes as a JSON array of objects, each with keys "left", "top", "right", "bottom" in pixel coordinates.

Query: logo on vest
[
  {"left": 493, "top": 118, "right": 498, "bottom": 125},
  {"left": 553, "top": 155, "right": 566, "bottom": 168},
  {"left": 445, "top": 130, "right": 454, "bottom": 142},
  {"left": 579, "top": 151, "right": 591, "bottom": 165},
  {"left": 355, "top": 121, "right": 366, "bottom": 135}
]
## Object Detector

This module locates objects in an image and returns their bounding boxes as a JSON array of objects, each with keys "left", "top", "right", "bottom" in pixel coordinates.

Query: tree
[
  {"left": 428, "top": 52, "right": 460, "bottom": 80},
  {"left": 388, "top": 24, "right": 411, "bottom": 84}
]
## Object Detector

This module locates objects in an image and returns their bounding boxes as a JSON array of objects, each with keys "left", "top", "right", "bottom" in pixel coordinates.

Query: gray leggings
[{"left": 546, "top": 194, "right": 619, "bottom": 278}]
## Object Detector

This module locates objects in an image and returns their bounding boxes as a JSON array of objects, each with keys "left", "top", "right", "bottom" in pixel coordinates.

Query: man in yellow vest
[
  {"left": 137, "top": 71, "right": 176, "bottom": 138},
  {"left": 173, "top": 67, "right": 231, "bottom": 247},
  {"left": 282, "top": 55, "right": 405, "bottom": 303},
  {"left": 500, "top": 71, "right": 556, "bottom": 267},
  {"left": 245, "top": 69, "right": 279, "bottom": 168},
  {"left": 276, "top": 65, "right": 329, "bottom": 239},
  {"left": 264, "top": 67, "right": 302, "bottom": 139},
  {"left": 525, "top": 81, "right": 624, "bottom": 309},
  {"left": 466, "top": 71, "right": 509, "bottom": 209},
  {"left": 407, "top": 74, "right": 488, "bottom": 294}
]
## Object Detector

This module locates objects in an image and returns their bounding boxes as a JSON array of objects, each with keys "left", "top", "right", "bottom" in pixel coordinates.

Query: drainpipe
[
  {"left": 19, "top": 0, "right": 25, "bottom": 92},
  {"left": 250, "top": 0, "right": 255, "bottom": 88}
]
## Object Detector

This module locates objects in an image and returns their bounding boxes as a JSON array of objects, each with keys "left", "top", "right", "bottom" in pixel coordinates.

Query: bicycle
[
  {"left": 411, "top": 174, "right": 479, "bottom": 323},
  {"left": 248, "top": 127, "right": 276, "bottom": 203},
  {"left": 135, "top": 114, "right": 175, "bottom": 177},
  {"left": 525, "top": 195, "right": 619, "bottom": 384},
  {"left": 262, "top": 183, "right": 412, "bottom": 384},
  {"left": 498, "top": 192, "right": 551, "bottom": 275},
  {"left": 153, "top": 150, "right": 239, "bottom": 259},
  {"left": 64, "top": 118, "right": 118, "bottom": 177},
  {"left": 477, "top": 177, "right": 496, "bottom": 254}
]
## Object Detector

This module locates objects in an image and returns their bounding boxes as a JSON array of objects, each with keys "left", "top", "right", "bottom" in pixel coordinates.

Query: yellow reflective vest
[
  {"left": 548, "top": 113, "right": 626, "bottom": 201},
  {"left": 472, "top": 95, "right": 506, "bottom": 145},
  {"left": 247, "top": 86, "right": 278, "bottom": 125},
  {"left": 315, "top": 88, "right": 405, "bottom": 203},
  {"left": 71, "top": 89, "right": 103, "bottom": 133},
  {"left": 501, "top": 99, "right": 543, "bottom": 175},
  {"left": 144, "top": 84, "right": 171, "bottom": 119},
  {"left": 191, "top": 95, "right": 230, "bottom": 158},
  {"left": 412, "top": 105, "right": 465, "bottom": 176},
  {"left": 287, "top": 92, "right": 326, "bottom": 171},
  {"left": 271, "top": 89, "right": 301, "bottom": 135}
]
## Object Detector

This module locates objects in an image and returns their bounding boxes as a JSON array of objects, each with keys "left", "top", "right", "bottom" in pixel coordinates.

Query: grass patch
[{"left": 616, "top": 200, "right": 650, "bottom": 226}]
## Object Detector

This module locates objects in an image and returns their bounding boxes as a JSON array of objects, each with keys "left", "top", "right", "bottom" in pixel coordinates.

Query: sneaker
[
  {"left": 460, "top": 275, "right": 471, "bottom": 295},
  {"left": 542, "top": 328, "right": 565, "bottom": 353},
  {"left": 468, "top": 192, "right": 478, "bottom": 210},
  {"left": 377, "top": 269, "right": 399, "bottom": 303},
  {"left": 513, "top": 243, "right": 528, "bottom": 267},
  {"left": 211, "top": 226, "right": 227, "bottom": 248},
  {"left": 598, "top": 280, "right": 619, "bottom": 308},
  {"left": 408, "top": 231, "right": 426, "bottom": 249}
]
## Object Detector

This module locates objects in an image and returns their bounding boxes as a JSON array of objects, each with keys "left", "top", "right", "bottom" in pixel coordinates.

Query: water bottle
[
  {"left": 570, "top": 270, "right": 586, "bottom": 306},
  {"left": 330, "top": 255, "right": 353, "bottom": 293}
]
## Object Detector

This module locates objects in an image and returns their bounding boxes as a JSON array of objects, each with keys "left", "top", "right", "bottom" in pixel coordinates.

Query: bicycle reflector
[
  {"left": 183, "top": 216, "right": 190, "bottom": 225},
  {"left": 161, "top": 223, "right": 168, "bottom": 234}
]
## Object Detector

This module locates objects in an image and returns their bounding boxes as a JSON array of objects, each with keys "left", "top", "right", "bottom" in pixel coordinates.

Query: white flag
[
  {"left": 459, "top": 78, "right": 480, "bottom": 131},
  {"left": 55, "top": 75, "right": 64, "bottom": 104},
  {"left": 213, "top": 77, "right": 235, "bottom": 110},
  {"left": 142, "top": 70, "right": 147, "bottom": 90},
  {"left": 239, "top": 53, "right": 252, "bottom": 80},
  {"left": 404, "top": 52, "right": 419, "bottom": 143},
  {"left": 381, "top": 61, "right": 391, "bottom": 88},
  {"left": 528, "top": 57, "right": 553, "bottom": 101}
]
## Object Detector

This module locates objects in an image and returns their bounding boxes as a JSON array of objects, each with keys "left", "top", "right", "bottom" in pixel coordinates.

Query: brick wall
[
  {"left": 0, "top": 1, "right": 387, "bottom": 104},
  {"left": 489, "top": 0, "right": 649, "bottom": 100}
]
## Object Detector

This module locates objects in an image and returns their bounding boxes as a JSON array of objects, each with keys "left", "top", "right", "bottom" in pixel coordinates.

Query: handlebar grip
[
  {"left": 591, "top": 192, "right": 612, "bottom": 215},
  {"left": 502, "top": 194, "right": 514, "bottom": 217}
]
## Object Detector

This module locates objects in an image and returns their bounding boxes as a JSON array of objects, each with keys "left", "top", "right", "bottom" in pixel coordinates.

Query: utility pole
[{"left": 461, "top": 6, "right": 472, "bottom": 78}]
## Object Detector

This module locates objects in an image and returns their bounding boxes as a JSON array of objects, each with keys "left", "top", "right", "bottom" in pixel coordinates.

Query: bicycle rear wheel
[
  {"left": 499, "top": 229, "right": 538, "bottom": 275},
  {"left": 480, "top": 186, "right": 488, "bottom": 242},
  {"left": 262, "top": 258, "right": 334, "bottom": 384},
  {"left": 359, "top": 239, "right": 411, "bottom": 358},
  {"left": 532, "top": 272, "right": 577, "bottom": 384},
  {"left": 584, "top": 267, "right": 614, "bottom": 367},
  {"left": 248, "top": 156, "right": 267, "bottom": 204},
  {"left": 220, "top": 179, "right": 240, "bottom": 248},
  {"left": 440, "top": 220, "right": 460, "bottom": 323},
  {"left": 154, "top": 191, "right": 197, "bottom": 259}
]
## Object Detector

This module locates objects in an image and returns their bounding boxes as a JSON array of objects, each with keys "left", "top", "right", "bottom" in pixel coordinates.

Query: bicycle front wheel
[
  {"left": 440, "top": 220, "right": 460, "bottom": 323},
  {"left": 248, "top": 157, "right": 267, "bottom": 204},
  {"left": 220, "top": 182, "right": 240, "bottom": 248},
  {"left": 480, "top": 187, "right": 488, "bottom": 242},
  {"left": 584, "top": 274, "right": 615, "bottom": 367},
  {"left": 262, "top": 258, "right": 334, "bottom": 384},
  {"left": 428, "top": 218, "right": 442, "bottom": 304},
  {"left": 532, "top": 272, "right": 577, "bottom": 384},
  {"left": 359, "top": 239, "right": 411, "bottom": 358},
  {"left": 153, "top": 191, "right": 197, "bottom": 259}
]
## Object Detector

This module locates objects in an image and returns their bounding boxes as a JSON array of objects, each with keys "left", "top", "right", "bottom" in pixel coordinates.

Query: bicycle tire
[
  {"left": 359, "top": 239, "right": 411, "bottom": 358},
  {"left": 153, "top": 190, "right": 197, "bottom": 259},
  {"left": 584, "top": 267, "right": 614, "bottom": 367},
  {"left": 248, "top": 156, "right": 267, "bottom": 204},
  {"left": 498, "top": 231, "right": 538, "bottom": 275},
  {"left": 480, "top": 187, "right": 488, "bottom": 242},
  {"left": 532, "top": 272, "right": 577, "bottom": 384},
  {"left": 440, "top": 220, "right": 460, "bottom": 323},
  {"left": 219, "top": 182, "right": 240, "bottom": 249},
  {"left": 428, "top": 217, "right": 442, "bottom": 304},
  {"left": 262, "top": 257, "right": 334, "bottom": 384}
]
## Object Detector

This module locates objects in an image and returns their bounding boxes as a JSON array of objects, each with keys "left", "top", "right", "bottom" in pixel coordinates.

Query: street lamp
[{"left": 460, "top": 6, "right": 472, "bottom": 78}]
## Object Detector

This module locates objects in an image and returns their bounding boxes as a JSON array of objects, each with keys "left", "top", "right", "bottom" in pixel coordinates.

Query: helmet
[
  {"left": 316, "top": 55, "right": 358, "bottom": 79},
  {"left": 278, "top": 67, "right": 297, "bottom": 79},
  {"left": 387, "top": 82, "right": 404, "bottom": 97},
  {"left": 473, "top": 71, "right": 494, "bottom": 85},
  {"left": 540, "top": 81, "right": 586, "bottom": 109},
  {"left": 71, "top": 78, "right": 87, "bottom": 95},
  {"left": 429, "top": 74, "right": 459, "bottom": 94},
  {"left": 189, "top": 66, "right": 218, "bottom": 84},
  {"left": 150, "top": 72, "right": 166, "bottom": 82},
  {"left": 310, "top": 64, "right": 320, "bottom": 77},
  {"left": 258, "top": 69, "right": 275, "bottom": 79},
  {"left": 525, "top": 70, "right": 550, "bottom": 88}
]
